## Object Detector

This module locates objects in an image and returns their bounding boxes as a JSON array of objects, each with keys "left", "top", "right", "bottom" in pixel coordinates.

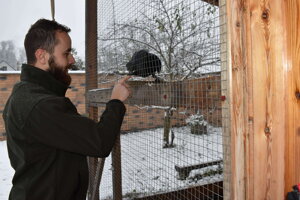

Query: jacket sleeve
[{"left": 24, "top": 96, "right": 126, "bottom": 157}]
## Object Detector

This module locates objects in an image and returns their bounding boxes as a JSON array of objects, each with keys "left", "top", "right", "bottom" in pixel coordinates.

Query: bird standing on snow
[{"left": 126, "top": 49, "right": 163, "bottom": 82}]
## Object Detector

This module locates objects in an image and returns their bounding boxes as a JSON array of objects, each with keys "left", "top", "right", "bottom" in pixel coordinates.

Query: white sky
[{"left": 0, "top": 0, "right": 85, "bottom": 58}]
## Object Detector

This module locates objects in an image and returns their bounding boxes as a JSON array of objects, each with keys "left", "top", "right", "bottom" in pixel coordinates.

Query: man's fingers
[
  {"left": 123, "top": 83, "right": 130, "bottom": 88},
  {"left": 118, "top": 76, "right": 131, "bottom": 84}
]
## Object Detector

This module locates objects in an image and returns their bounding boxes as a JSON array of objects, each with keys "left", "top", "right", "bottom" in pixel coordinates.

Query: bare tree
[
  {"left": 71, "top": 48, "right": 85, "bottom": 70},
  {"left": 99, "top": 0, "right": 220, "bottom": 147},
  {"left": 0, "top": 40, "right": 18, "bottom": 69},
  {"left": 102, "top": 0, "right": 219, "bottom": 80},
  {"left": 18, "top": 48, "right": 26, "bottom": 65}
]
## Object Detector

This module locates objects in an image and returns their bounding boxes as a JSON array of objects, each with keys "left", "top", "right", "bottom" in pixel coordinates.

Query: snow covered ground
[
  {"left": 0, "top": 125, "right": 223, "bottom": 200},
  {"left": 0, "top": 141, "right": 13, "bottom": 200},
  {"left": 100, "top": 125, "right": 223, "bottom": 199}
]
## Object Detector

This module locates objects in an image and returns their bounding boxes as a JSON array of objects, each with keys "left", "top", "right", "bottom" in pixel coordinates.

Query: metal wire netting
[{"left": 92, "top": 0, "right": 229, "bottom": 199}]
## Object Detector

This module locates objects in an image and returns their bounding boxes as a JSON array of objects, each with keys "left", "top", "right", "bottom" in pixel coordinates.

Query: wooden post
[
  {"left": 219, "top": 0, "right": 231, "bottom": 199},
  {"left": 228, "top": 0, "right": 290, "bottom": 199},
  {"left": 250, "top": 1, "right": 287, "bottom": 198},
  {"left": 112, "top": 135, "right": 122, "bottom": 200},
  {"left": 85, "top": 0, "right": 99, "bottom": 199},
  {"left": 226, "top": 0, "right": 249, "bottom": 199},
  {"left": 284, "top": 0, "right": 300, "bottom": 195}
]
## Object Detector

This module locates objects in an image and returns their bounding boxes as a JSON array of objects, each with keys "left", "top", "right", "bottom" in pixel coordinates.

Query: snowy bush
[
  {"left": 186, "top": 114, "right": 208, "bottom": 135},
  {"left": 185, "top": 114, "right": 208, "bottom": 126}
]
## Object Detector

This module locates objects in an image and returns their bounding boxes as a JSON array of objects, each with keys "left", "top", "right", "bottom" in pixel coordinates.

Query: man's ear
[{"left": 35, "top": 49, "right": 50, "bottom": 65}]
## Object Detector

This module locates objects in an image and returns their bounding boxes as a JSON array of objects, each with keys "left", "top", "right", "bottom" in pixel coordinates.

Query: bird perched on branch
[{"left": 126, "top": 49, "right": 163, "bottom": 82}]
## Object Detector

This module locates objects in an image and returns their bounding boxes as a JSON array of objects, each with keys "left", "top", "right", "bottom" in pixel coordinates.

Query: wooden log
[
  {"left": 88, "top": 81, "right": 179, "bottom": 107},
  {"left": 175, "top": 159, "right": 223, "bottom": 180},
  {"left": 133, "top": 181, "right": 223, "bottom": 200},
  {"left": 87, "top": 78, "right": 221, "bottom": 108},
  {"left": 201, "top": 0, "right": 219, "bottom": 7}
]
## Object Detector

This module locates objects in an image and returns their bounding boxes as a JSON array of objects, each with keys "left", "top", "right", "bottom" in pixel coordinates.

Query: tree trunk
[{"left": 163, "top": 108, "right": 173, "bottom": 148}]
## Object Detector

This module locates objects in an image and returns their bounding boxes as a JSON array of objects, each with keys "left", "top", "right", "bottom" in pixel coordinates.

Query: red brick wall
[
  {"left": 0, "top": 73, "right": 20, "bottom": 140},
  {"left": 65, "top": 73, "right": 86, "bottom": 114},
  {"left": 0, "top": 72, "right": 87, "bottom": 140}
]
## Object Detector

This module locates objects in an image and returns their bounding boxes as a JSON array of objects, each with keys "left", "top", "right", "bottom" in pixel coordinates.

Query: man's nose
[{"left": 69, "top": 54, "right": 75, "bottom": 65}]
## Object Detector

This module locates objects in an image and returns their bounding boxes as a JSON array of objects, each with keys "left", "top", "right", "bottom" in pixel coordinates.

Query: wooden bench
[{"left": 175, "top": 159, "right": 223, "bottom": 180}]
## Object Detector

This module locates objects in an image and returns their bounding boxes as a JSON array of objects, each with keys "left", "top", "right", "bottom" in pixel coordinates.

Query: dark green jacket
[{"left": 3, "top": 64, "right": 126, "bottom": 200}]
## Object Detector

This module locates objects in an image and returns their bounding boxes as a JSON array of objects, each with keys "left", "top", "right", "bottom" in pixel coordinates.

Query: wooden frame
[
  {"left": 227, "top": 0, "right": 300, "bottom": 199},
  {"left": 134, "top": 181, "right": 223, "bottom": 200}
]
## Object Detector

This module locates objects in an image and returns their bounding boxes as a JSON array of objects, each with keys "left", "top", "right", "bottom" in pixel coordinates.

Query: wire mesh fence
[{"left": 88, "top": 0, "right": 230, "bottom": 199}]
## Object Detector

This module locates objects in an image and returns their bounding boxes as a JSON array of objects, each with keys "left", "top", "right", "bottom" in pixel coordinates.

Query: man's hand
[{"left": 110, "top": 76, "right": 131, "bottom": 102}]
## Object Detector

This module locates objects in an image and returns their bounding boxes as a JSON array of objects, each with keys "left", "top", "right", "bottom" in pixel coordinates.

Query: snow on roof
[{"left": 0, "top": 71, "right": 21, "bottom": 74}]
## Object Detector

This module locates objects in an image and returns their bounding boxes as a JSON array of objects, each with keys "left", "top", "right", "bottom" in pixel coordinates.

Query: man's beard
[{"left": 48, "top": 56, "right": 72, "bottom": 86}]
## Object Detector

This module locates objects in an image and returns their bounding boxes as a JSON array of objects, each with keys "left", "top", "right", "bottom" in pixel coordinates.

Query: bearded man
[{"left": 3, "top": 19, "right": 131, "bottom": 200}]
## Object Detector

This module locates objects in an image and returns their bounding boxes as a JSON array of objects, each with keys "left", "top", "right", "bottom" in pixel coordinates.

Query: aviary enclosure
[{"left": 85, "top": 0, "right": 300, "bottom": 199}]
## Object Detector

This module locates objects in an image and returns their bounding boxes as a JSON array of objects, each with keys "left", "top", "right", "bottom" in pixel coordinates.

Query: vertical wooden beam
[
  {"left": 284, "top": 0, "right": 300, "bottom": 195},
  {"left": 219, "top": 0, "right": 232, "bottom": 199},
  {"left": 112, "top": 135, "right": 122, "bottom": 200},
  {"left": 50, "top": 0, "right": 55, "bottom": 20},
  {"left": 228, "top": 0, "right": 288, "bottom": 199},
  {"left": 85, "top": 0, "right": 97, "bottom": 91},
  {"left": 227, "top": 0, "right": 251, "bottom": 199},
  {"left": 250, "top": 0, "right": 286, "bottom": 199},
  {"left": 86, "top": 0, "right": 99, "bottom": 199}
]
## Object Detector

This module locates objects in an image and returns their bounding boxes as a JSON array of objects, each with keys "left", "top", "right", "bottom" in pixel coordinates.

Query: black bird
[{"left": 126, "top": 50, "right": 162, "bottom": 82}]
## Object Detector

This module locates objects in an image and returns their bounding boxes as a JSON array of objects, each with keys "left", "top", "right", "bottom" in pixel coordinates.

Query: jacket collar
[{"left": 20, "top": 64, "right": 68, "bottom": 97}]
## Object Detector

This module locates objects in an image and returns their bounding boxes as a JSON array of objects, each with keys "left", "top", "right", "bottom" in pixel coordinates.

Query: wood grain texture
[
  {"left": 227, "top": 0, "right": 250, "bottom": 199},
  {"left": 284, "top": 0, "right": 300, "bottom": 195},
  {"left": 228, "top": 0, "right": 288, "bottom": 199},
  {"left": 219, "top": 0, "right": 232, "bottom": 199},
  {"left": 87, "top": 77, "right": 221, "bottom": 109},
  {"left": 250, "top": 0, "right": 286, "bottom": 199}
]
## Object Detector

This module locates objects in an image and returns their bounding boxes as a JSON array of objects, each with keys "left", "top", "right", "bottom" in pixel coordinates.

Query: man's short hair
[{"left": 24, "top": 19, "right": 71, "bottom": 65}]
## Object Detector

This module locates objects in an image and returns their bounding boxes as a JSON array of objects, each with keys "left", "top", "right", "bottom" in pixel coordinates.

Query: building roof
[{"left": 0, "top": 60, "right": 17, "bottom": 70}]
